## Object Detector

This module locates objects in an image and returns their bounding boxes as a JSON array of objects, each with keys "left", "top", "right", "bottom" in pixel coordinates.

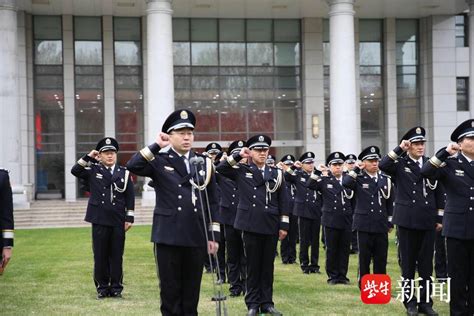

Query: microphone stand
[{"left": 190, "top": 157, "right": 228, "bottom": 316}]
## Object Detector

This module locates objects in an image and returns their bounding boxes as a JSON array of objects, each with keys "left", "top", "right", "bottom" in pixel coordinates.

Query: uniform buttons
[
  {"left": 265, "top": 206, "right": 268, "bottom": 209},
  {"left": 177, "top": 207, "right": 182, "bottom": 211},
  {"left": 413, "top": 183, "right": 416, "bottom": 185},
  {"left": 233, "top": 188, "right": 237, "bottom": 191},
  {"left": 412, "top": 200, "right": 416, "bottom": 203},
  {"left": 471, "top": 187, "right": 474, "bottom": 190},
  {"left": 333, "top": 207, "right": 337, "bottom": 210},
  {"left": 103, "top": 187, "right": 106, "bottom": 189},
  {"left": 252, "top": 204, "right": 256, "bottom": 207},
  {"left": 113, "top": 203, "right": 115, "bottom": 206},
  {"left": 425, "top": 201, "right": 428, "bottom": 204},
  {"left": 113, "top": 195, "right": 116, "bottom": 198},
  {"left": 178, "top": 195, "right": 182, "bottom": 199},
  {"left": 178, "top": 184, "right": 182, "bottom": 188},
  {"left": 370, "top": 209, "right": 373, "bottom": 212},
  {"left": 343, "top": 208, "right": 346, "bottom": 211},
  {"left": 194, "top": 208, "right": 197, "bottom": 212},
  {"left": 254, "top": 187, "right": 257, "bottom": 190},
  {"left": 253, "top": 195, "right": 256, "bottom": 198},
  {"left": 101, "top": 201, "right": 104, "bottom": 204},
  {"left": 379, "top": 210, "right": 382, "bottom": 213},
  {"left": 412, "top": 191, "right": 416, "bottom": 194},
  {"left": 471, "top": 197, "right": 474, "bottom": 200},
  {"left": 334, "top": 200, "right": 337, "bottom": 203},
  {"left": 306, "top": 193, "right": 309, "bottom": 196},
  {"left": 232, "top": 194, "right": 235, "bottom": 197},
  {"left": 470, "top": 207, "right": 473, "bottom": 211},
  {"left": 370, "top": 202, "right": 374, "bottom": 205},
  {"left": 306, "top": 199, "right": 309, "bottom": 202},
  {"left": 102, "top": 193, "right": 105, "bottom": 196},
  {"left": 231, "top": 202, "right": 235, "bottom": 205}
]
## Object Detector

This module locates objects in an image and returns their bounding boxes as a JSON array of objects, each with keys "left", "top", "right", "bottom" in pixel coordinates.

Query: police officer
[
  {"left": 379, "top": 127, "right": 441, "bottom": 316},
  {"left": 205, "top": 142, "right": 225, "bottom": 280},
  {"left": 126, "top": 109, "right": 220, "bottom": 316},
  {"left": 277, "top": 155, "right": 298, "bottom": 265},
  {"left": 217, "top": 134, "right": 289, "bottom": 316},
  {"left": 216, "top": 140, "right": 247, "bottom": 297},
  {"left": 307, "top": 152, "right": 353, "bottom": 285},
  {"left": 421, "top": 119, "right": 474, "bottom": 316},
  {"left": 342, "top": 146, "right": 394, "bottom": 287},
  {"left": 285, "top": 152, "right": 322, "bottom": 274},
  {"left": 0, "top": 169, "right": 14, "bottom": 275},
  {"left": 345, "top": 154, "right": 359, "bottom": 254},
  {"left": 71, "top": 137, "right": 135, "bottom": 299},
  {"left": 266, "top": 155, "right": 276, "bottom": 167}
]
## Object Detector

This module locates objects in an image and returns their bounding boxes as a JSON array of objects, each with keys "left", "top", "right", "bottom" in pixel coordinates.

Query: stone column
[
  {"left": 145, "top": 0, "right": 174, "bottom": 144},
  {"left": 103, "top": 16, "right": 116, "bottom": 137},
  {"left": 384, "top": 18, "right": 399, "bottom": 151},
  {"left": 0, "top": 0, "right": 28, "bottom": 207},
  {"left": 327, "top": 0, "right": 360, "bottom": 153}
]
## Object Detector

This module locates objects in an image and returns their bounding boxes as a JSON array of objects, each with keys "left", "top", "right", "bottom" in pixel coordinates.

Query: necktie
[
  {"left": 261, "top": 168, "right": 265, "bottom": 177},
  {"left": 182, "top": 156, "right": 190, "bottom": 174},
  {"left": 418, "top": 161, "right": 422, "bottom": 169},
  {"left": 108, "top": 167, "right": 113, "bottom": 175}
]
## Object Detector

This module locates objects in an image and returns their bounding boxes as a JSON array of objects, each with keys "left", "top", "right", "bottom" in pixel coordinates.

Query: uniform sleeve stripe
[
  {"left": 310, "top": 173, "right": 319, "bottom": 181},
  {"left": 126, "top": 210, "right": 135, "bottom": 217},
  {"left": 430, "top": 156, "right": 442, "bottom": 168},
  {"left": 348, "top": 170, "right": 357, "bottom": 179},
  {"left": 227, "top": 155, "right": 237, "bottom": 166},
  {"left": 287, "top": 168, "right": 295, "bottom": 175},
  {"left": 210, "top": 222, "right": 221, "bottom": 232},
  {"left": 388, "top": 150, "right": 399, "bottom": 160},
  {"left": 281, "top": 215, "right": 290, "bottom": 223},
  {"left": 78, "top": 158, "right": 88, "bottom": 167},
  {"left": 140, "top": 147, "right": 154, "bottom": 162},
  {"left": 2, "top": 231, "right": 14, "bottom": 239}
]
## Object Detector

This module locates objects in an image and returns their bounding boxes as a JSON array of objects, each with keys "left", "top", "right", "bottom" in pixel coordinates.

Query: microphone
[{"left": 190, "top": 156, "right": 205, "bottom": 166}]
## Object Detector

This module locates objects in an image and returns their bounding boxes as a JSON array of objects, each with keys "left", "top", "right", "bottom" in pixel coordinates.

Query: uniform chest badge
[
  {"left": 199, "top": 170, "right": 206, "bottom": 176},
  {"left": 404, "top": 167, "right": 412, "bottom": 173},
  {"left": 121, "top": 178, "right": 124, "bottom": 182},
  {"left": 362, "top": 183, "right": 369, "bottom": 189},
  {"left": 455, "top": 169, "right": 464, "bottom": 177},
  {"left": 164, "top": 166, "right": 174, "bottom": 172},
  {"left": 245, "top": 172, "right": 253, "bottom": 178},
  {"left": 96, "top": 173, "right": 103, "bottom": 179},
  {"left": 300, "top": 178, "right": 306, "bottom": 182},
  {"left": 327, "top": 184, "right": 333, "bottom": 189}
]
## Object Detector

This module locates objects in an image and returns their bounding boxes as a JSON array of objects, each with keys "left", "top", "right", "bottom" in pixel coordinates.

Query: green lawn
[{"left": 0, "top": 226, "right": 450, "bottom": 315}]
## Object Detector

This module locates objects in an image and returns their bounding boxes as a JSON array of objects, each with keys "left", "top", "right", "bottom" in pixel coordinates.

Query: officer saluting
[
  {"left": 0, "top": 169, "right": 14, "bottom": 275},
  {"left": 344, "top": 154, "right": 359, "bottom": 254},
  {"left": 421, "top": 119, "right": 474, "bottom": 316},
  {"left": 307, "top": 152, "right": 353, "bottom": 285},
  {"left": 216, "top": 140, "right": 247, "bottom": 297},
  {"left": 126, "top": 109, "right": 220, "bottom": 316},
  {"left": 277, "top": 155, "right": 298, "bottom": 265},
  {"left": 71, "top": 137, "right": 135, "bottom": 299},
  {"left": 217, "top": 134, "right": 288, "bottom": 316},
  {"left": 379, "top": 127, "right": 440, "bottom": 316},
  {"left": 342, "top": 146, "right": 394, "bottom": 287},
  {"left": 285, "top": 152, "right": 322, "bottom": 274}
]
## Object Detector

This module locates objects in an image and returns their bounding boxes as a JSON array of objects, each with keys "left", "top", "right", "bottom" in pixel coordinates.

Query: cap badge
[
  {"left": 416, "top": 127, "right": 421, "bottom": 134},
  {"left": 212, "top": 143, "right": 216, "bottom": 148},
  {"left": 287, "top": 155, "right": 291, "bottom": 159},
  {"left": 258, "top": 136, "right": 264, "bottom": 142},
  {"left": 308, "top": 153, "right": 312, "bottom": 157},
  {"left": 106, "top": 138, "right": 111, "bottom": 145},
  {"left": 371, "top": 147, "right": 375, "bottom": 153},
  {"left": 471, "top": 121, "right": 474, "bottom": 128},
  {"left": 180, "top": 110, "right": 188, "bottom": 119},
  {"left": 238, "top": 141, "right": 243, "bottom": 146},
  {"left": 335, "top": 153, "right": 339, "bottom": 158}
]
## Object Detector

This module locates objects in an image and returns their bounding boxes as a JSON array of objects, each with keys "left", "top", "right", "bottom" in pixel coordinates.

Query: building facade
[{"left": 0, "top": 0, "right": 472, "bottom": 205}]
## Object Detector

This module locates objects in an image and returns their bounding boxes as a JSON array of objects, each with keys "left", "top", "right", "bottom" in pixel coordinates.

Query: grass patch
[{"left": 0, "top": 226, "right": 449, "bottom": 315}]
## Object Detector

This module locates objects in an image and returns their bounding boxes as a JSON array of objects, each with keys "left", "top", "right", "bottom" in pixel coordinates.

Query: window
[
  {"left": 323, "top": 19, "right": 330, "bottom": 157},
  {"left": 172, "top": 18, "right": 302, "bottom": 142},
  {"left": 396, "top": 19, "right": 420, "bottom": 139},
  {"left": 33, "top": 16, "right": 65, "bottom": 198},
  {"left": 457, "top": 77, "right": 469, "bottom": 111},
  {"left": 455, "top": 14, "right": 468, "bottom": 47}
]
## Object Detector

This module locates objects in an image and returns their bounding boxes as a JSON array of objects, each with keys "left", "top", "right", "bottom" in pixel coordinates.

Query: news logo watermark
[{"left": 361, "top": 275, "right": 451, "bottom": 305}]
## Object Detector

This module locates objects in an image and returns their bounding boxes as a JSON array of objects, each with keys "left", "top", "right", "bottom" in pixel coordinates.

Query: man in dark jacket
[{"left": 71, "top": 137, "right": 135, "bottom": 299}]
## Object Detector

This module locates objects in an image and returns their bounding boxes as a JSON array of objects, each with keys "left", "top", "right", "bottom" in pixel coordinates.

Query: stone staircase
[{"left": 14, "top": 200, "right": 154, "bottom": 229}]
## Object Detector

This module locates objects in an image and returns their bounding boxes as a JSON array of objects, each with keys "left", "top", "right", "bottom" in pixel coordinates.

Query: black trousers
[
  {"left": 299, "top": 217, "right": 321, "bottom": 272},
  {"left": 216, "top": 224, "right": 227, "bottom": 282},
  {"left": 225, "top": 225, "right": 246, "bottom": 293},
  {"left": 351, "top": 230, "right": 359, "bottom": 252},
  {"left": 324, "top": 226, "right": 351, "bottom": 282},
  {"left": 434, "top": 229, "right": 447, "bottom": 279},
  {"left": 446, "top": 237, "right": 474, "bottom": 316},
  {"left": 357, "top": 231, "right": 388, "bottom": 286},
  {"left": 242, "top": 231, "right": 278, "bottom": 311},
  {"left": 92, "top": 223, "right": 125, "bottom": 295},
  {"left": 280, "top": 213, "right": 298, "bottom": 263},
  {"left": 154, "top": 243, "right": 206, "bottom": 316},
  {"left": 397, "top": 226, "right": 435, "bottom": 309}
]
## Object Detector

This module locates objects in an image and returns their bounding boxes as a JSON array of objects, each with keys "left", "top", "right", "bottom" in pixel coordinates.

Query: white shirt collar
[
  {"left": 408, "top": 154, "right": 423, "bottom": 165},
  {"left": 462, "top": 152, "right": 472, "bottom": 163}
]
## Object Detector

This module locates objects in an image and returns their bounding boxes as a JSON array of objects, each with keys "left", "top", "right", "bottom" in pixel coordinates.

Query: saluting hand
[
  {"left": 446, "top": 142, "right": 460, "bottom": 156},
  {"left": 400, "top": 140, "right": 411, "bottom": 151},
  {"left": 88, "top": 150, "right": 100, "bottom": 161},
  {"left": 318, "top": 164, "right": 329, "bottom": 176},
  {"left": 357, "top": 161, "right": 365, "bottom": 170},
  {"left": 156, "top": 132, "right": 170, "bottom": 148},
  {"left": 239, "top": 147, "right": 251, "bottom": 158},
  {"left": 220, "top": 152, "right": 227, "bottom": 161},
  {"left": 293, "top": 161, "right": 302, "bottom": 169}
]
